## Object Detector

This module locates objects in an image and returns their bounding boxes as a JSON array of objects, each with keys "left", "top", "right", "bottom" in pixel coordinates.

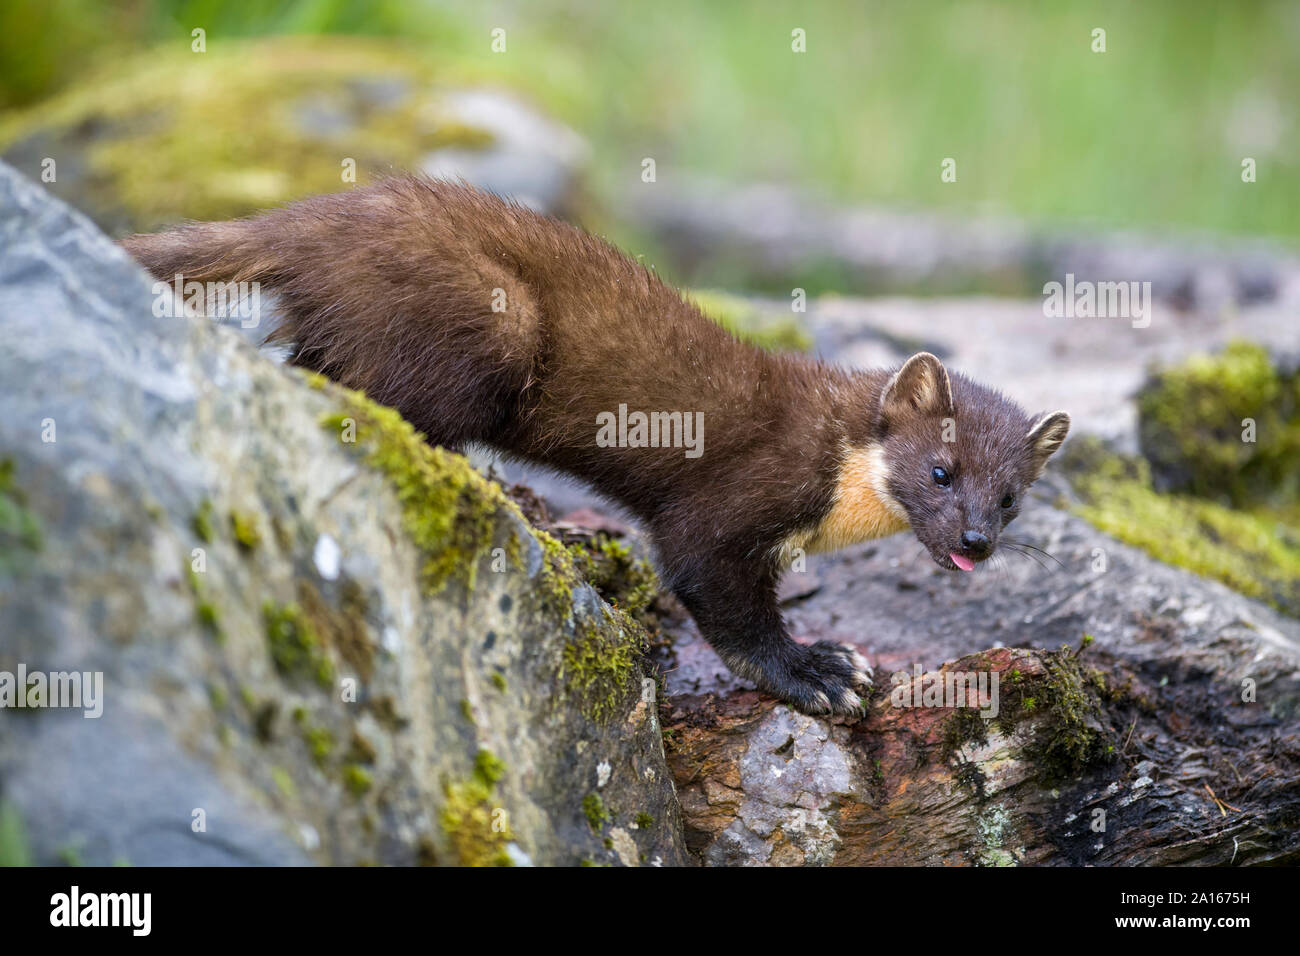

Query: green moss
[
  {"left": 1138, "top": 341, "right": 1300, "bottom": 510},
  {"left": 561, "top": 613, "right": 645, "bottom": 724},
  {"left": 0, "top": 38, "right": 495, "bottom": 231},
  {"left": 566, "top": 534, "right": 661, "bottom": 633},
  {"left": 536, "top": 531, "right": 577, "bottom": 613},
  {"left": 263, "top": 600, "right": 335, "bottom": 689},
  {"left": 229, "top": 510, "right": 262, "bottom": 551},
  {"left": 686, "top": 289, "right": 813, "bottom": 352},
  {"left": 504, "top": 531, "right": 525, "bottom": 572},
  {"left": 633, "top": 811, "right": 654, "bottom": 829},
  {"left": 196, "top": 601, "right": 220, "bottom": 632},
  {"left": 439, "top": 749, "right": 514, "bottom": 866},
  {"left": 0, "top": 459, "right": 42, "bottom": 576},
  {"left": 1021, "top": 650, "right": 1112, "bottom": 780},
  {"left": 995, "top": 648, "right": 1113, "bottom": 784},
  {"left": 271, "top": 766, "right": 297, "bottom": 799},
  {"left": 185, "top": 566, "right": 223, "bottom": 640},
  {"left": 474, "top": 749, "right": 507, "bottom": 786},
  {"left": 207, "top": 683, "right": 228, "bottom": 711},
  {"left": 0, "top": 801, "right": 31, "bottom": 867},
  {"left": 303, "top": 725, "right": 335, "bottom": 768},
  {"left": 320, "top": 392, "right": 510, "bottom": 594},
  {"left": 942, "top": 706, "right": 990, "bottom": 757},
  {"left": 55, "top": 843, "right": 83, "bottom": 867},
  {"left": 582, "top": 793, "right": 611, "bottom": 831},
  {"left": 941, "top": 648, "right": 1114, "bottom": 786},
  {"left": 318, "top": 387, "right": 575, "bottom": 614},
  {"left": 192, "top": 498, "right": 215, "bottom": 544},
  {"left": 1065, "top": 436, "right": 1300, "bottom": 616},
  {"left": 491, "top": 671, "right": 508, "bottom": 692},
  {"left": 343, "top": 764, "right": 373, "bottom": 797}
]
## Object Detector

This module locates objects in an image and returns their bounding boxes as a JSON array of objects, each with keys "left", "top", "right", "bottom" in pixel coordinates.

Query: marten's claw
[
  {"left": 769, "top": 640, "right": 871, "bottom": 717},
  {"left": 841, "top": 644, "right": 874, "bottom": 690}
]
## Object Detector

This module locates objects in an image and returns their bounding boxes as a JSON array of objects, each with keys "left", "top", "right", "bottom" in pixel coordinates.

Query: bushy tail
[
  {"left": 120, "top": 218, "right": 280, "bottom": 287},
  {"left": 116, "top": 179, "right": 550, "bottom": 449}
]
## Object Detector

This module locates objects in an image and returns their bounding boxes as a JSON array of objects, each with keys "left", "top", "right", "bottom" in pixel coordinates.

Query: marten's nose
[{"left": 960, "top": 530, "right": 991, "bottom": 557}]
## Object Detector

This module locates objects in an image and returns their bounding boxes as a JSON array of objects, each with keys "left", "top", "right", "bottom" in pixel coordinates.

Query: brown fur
[{"left": 121, "top": 176, "right": 1068, "bottom": 716}]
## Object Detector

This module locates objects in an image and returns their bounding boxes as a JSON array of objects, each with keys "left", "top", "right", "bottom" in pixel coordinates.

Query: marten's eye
[
  {"left": 1000, "top": 493, "right": 1015, "bottom": 509},
  {"left": 931, "top": 466, "right": 951, "bottom": 487}
]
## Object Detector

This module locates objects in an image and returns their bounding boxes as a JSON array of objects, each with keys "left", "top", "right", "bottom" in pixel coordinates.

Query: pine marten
[{"left": 121, "top": 177, "right": 1070, "bottom": 716}]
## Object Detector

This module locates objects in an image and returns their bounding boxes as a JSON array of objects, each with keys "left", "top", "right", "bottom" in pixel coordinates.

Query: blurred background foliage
[{"left": 2, "top": 0, "right": 1297, "bottom": 238}]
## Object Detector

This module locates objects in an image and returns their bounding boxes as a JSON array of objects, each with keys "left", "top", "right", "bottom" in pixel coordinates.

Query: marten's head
[{"left": 877, "top": 353, "right": 1069, "bottom": 572}]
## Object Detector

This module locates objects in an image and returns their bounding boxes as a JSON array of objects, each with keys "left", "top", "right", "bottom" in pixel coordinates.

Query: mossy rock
[
  {"left": 939, "top": 645, "right": 1114, "bottom": 787},
  {"left": 1137, "top": 340, "right": 1300, "bottom": 511},
  {"left": 0, "top": 162, "right": 688, "bottom": 867},
  {"left": 0, "top": 37, "right": 494, "bottom": 234},
  {"left": 566, "top": 534, "right": 660, "bottom": 633},
  {"left": 1063, "top": 435, "right": 1300, "bottom": 616},
  {"left": 319, "top": 387, "right": 653, "bottom": 731},
  {"left": 320, "top": 393, "right": 510, "bottom": 597}
]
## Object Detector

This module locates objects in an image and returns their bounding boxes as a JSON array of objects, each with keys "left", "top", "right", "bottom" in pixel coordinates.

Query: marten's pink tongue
[{"left": 950, "top": 552, "right": 975, "bottom": 571}]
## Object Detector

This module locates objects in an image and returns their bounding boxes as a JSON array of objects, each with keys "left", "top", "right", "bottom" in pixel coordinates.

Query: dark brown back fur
[{"left": 122, "top": 177, "right": 867, "bottom": 562}]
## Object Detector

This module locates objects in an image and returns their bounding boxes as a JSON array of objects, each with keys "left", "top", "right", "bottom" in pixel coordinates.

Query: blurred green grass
[{"left": 2, "top": 0, "right": 1297, "bottom": 239}]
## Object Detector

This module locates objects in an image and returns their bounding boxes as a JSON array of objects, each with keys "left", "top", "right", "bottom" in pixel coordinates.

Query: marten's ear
[
  {"left": 1027, "top": 411, "right": 1071, "bottom": 473},
  {"left": 880, "top": 352, "right": 954, "bottom": 422}
]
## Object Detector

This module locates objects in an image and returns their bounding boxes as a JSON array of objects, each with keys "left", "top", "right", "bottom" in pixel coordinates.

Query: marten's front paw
[{"left": 774, "top": 641, "right": 873, "bottom": 717}]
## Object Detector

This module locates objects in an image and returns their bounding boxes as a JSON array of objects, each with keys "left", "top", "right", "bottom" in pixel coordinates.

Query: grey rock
[
  {"left": 420, "top": 89, "right": 590, "bottom": 215},
  {"left": 0, "top": 160, "right": 686, "bottom": 867},
  {"left": 662, "top": 477, "right": 1300, "bottom": 865},
  {"left": 625, "top": 175, "right": 1300, "bottom": 311}
]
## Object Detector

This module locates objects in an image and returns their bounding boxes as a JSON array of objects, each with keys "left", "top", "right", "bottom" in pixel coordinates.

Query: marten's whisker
[
  {"left": 1002, "top": 542, "right": 1051, "bottom": 573},
  {"left": 1004, "top": 538, "right": 1065, "bottom": 570}
]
